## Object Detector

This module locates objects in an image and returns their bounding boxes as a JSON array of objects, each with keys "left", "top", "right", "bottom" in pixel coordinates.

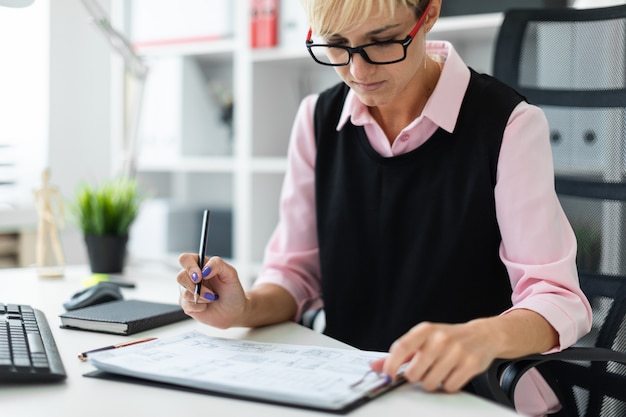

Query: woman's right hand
[{"left": 176, "top": 254, "right": 248, "bottom": 329}]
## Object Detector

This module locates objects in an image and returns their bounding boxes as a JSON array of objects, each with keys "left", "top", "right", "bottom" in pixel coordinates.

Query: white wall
[
  {"left": 48, "top": 0, "right": 113, "bottom": 197},
  {"left": 48, "top": 0, "right": 115, "bottom": 263}
]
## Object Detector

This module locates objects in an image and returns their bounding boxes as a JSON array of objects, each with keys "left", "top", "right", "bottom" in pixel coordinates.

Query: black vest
[{"left": 314, "top": 70, "right": 523, "bottom": 351}]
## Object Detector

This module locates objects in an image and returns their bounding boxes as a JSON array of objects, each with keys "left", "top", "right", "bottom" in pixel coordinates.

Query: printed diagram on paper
[{"left": 88, "top": 331, "right": 391, "bottom": 409}]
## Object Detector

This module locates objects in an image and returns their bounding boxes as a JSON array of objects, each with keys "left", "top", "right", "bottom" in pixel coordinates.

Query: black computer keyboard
[{"left": 0, "top": 303, "right": 66, "bottom": 383}]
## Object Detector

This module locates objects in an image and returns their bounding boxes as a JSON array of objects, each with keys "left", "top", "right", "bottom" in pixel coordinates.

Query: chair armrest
[
  {"left": 474, "top": 347, "right": 626, "bottom": 410},
  {"left": 299, "top": 308, "right": 325, "bottom": 332}
]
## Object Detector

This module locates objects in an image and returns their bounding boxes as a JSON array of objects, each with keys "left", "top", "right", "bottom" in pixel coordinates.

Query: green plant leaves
[{"left": 70, "top": 178, "right": 143, "bottom": 236}]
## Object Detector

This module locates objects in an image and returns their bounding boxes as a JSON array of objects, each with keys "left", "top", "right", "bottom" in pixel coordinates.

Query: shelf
[
  {"left": 137, "top": 156, "right": 236, "bottom": 173},
  {"left": 251, "top": 158, "right": 288, "bottom": 173},
  {"left": 116, "top": 2, "right": 508, "bottom": 271},
  {"left": 132, "top": 13, "right": 504, "bottom": 62},
  {"left": 251, "top": 47, "right": 309, "bottom": 63},
  {"left": 0, "top": 207, "right": 37, "bottom": 232},
  {"left": 136, "top": 38, "right": 236, "bottom": 59}
]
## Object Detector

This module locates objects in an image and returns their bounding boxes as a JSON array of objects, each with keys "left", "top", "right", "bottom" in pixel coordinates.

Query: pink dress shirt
[{"left": 254, "top": 41, "right": 592, "bottom": 416}]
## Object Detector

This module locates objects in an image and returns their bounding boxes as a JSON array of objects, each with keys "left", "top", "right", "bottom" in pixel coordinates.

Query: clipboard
[
  {"left": 84, "top": 331, "right": 406, "bottom": 413},
  {"left": 84, "top": 369, "right": 405, "bottom": 414}
]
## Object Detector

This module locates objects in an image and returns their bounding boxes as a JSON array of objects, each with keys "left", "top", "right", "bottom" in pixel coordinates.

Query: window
[{"left": 0, "top": 1, "right": 48, "bottom": 207}]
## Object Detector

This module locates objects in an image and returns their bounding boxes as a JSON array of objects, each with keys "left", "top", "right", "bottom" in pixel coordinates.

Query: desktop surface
[{"left": 0, "top": 264, "right": 520, "bottom": 417}]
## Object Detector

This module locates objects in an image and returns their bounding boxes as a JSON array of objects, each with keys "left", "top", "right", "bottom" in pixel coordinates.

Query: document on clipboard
[{"left": 86, "top": 331, "right": 404, "bottom": 413}]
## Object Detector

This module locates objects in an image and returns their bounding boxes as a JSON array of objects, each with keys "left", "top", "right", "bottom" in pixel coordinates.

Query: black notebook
[{"left": 59, "top": 300, "right": 190, "bottom": 335}]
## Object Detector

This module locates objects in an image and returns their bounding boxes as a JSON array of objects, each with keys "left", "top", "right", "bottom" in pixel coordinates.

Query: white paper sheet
[{"left": 88, "top": 331, "right": 395, "bottom": 410}]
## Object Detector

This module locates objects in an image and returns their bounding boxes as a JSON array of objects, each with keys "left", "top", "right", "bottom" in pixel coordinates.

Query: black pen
[
  {"left": 195, "top": 209, "right": 211, "bottom": 304},
  {"left": 78, "top": 337, "right": 157, "bottom": 361}
]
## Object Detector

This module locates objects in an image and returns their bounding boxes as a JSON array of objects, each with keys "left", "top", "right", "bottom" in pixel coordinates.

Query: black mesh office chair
[{"left": 483, "top": 4, "right": 626, "bottom": 416}]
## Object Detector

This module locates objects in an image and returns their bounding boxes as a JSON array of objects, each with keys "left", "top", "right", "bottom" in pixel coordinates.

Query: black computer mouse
[{"left": 63, "top": 282, "right": 124, "bottom": 311}]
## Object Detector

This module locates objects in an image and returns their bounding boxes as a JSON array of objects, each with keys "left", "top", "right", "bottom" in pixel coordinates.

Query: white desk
[{"left": 0, "top": 264, "right": 520, "bottom": 417}]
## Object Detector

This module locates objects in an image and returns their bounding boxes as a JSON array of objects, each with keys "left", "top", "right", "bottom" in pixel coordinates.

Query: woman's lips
[{"left": 353, "top": 81, "right": 384, "bottom": 92}]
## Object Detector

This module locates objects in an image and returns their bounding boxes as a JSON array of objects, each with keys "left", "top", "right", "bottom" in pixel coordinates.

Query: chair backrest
[{"left": 493, "top": 5, "right": 626, "bottom": 417}]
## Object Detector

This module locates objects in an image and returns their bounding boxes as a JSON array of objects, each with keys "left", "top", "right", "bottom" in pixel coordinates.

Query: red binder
[{"left": 251, "top": 0, "right": 278, "bottom": 48}]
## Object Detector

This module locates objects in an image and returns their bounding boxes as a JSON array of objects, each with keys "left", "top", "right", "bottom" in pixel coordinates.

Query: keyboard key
[
  {"left": 13, "top": 356, "right": 31, "bottom": 368},
  {"left": 6, "top": 304, "right": 20, "bottom": 314},
  {"left": 27, "top": 333, "right": 45, "bottom": 354}
]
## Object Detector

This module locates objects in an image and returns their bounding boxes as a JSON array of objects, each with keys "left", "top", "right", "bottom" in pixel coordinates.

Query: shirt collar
[{"left": 336, "top": 41, "right": 470, "bottom": 134}]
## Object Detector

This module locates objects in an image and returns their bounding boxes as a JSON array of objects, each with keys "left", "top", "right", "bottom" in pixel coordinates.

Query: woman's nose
[{"left": 348, "top": 51, "right": 375, "bottom": 80}]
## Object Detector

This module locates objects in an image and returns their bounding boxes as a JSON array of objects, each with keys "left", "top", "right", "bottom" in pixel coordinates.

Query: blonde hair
[{"left": 301, "top": 0, "right": 429, "bottom": 37}]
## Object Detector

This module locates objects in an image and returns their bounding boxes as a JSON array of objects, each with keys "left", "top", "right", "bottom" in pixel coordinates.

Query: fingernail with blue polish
[
  {"left": 202, "top": 266, "right": 212, "bottom": 277},
  {"left": 191, "top": 272, "right": 199, "bottom": 283},
  {"left": 204, "top": 293, "right": 219, "bottom": 301}
]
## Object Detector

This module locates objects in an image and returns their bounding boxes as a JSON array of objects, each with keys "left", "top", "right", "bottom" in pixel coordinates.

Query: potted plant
[{"left": 70, "top": 177, "right": 143, "bottom": 273}]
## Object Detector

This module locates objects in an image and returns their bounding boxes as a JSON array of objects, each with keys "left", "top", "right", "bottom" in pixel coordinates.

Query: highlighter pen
[
  {"left": 194, "top": 209, "right": 211, "bottom": 304},
  {"left": 78, "top": 337, "right": 157, "bottom": 361}
]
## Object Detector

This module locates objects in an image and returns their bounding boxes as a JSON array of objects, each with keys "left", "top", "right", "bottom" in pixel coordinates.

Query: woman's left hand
[
  {"left": 369, "top": 319, "right": 498, "bottom": 392},
  {"left": 370, "top": 309, "right": 559, "bottom": 393}
]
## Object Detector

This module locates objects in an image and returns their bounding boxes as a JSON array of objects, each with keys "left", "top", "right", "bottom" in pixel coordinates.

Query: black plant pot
[{"left": 84, "top": 234, "right": 129, "bottom": 274}]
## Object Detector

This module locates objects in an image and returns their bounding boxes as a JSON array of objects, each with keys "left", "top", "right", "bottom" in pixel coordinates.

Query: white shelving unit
[{"left": 112, "top": 0, "right": 504, "bottom": 283}]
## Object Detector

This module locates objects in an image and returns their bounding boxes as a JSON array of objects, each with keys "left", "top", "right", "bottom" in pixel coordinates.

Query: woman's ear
[{"left": 424, "top": 0, "right": 442, "bottom": 33}]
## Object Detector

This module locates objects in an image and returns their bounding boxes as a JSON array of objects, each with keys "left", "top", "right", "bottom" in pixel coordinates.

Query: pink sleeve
[
  {"left": 496, "top": 102, "right": 592, "bottom": 351},
  {"left": 253, "top": 94, "right": 323, "bottom": 321}
]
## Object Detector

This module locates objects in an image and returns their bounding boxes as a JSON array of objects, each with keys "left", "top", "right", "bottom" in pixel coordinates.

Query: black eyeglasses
[{"left": 305, "top": 1, "right": 431, "bottom": 66}]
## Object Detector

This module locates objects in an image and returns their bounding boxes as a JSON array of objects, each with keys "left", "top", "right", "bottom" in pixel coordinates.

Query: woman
[{"left": 177, "top": 1, "right": 592, "bottom": 415}]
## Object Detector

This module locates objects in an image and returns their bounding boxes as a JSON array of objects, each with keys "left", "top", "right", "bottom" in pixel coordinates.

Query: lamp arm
[
  {"left": 120, "top": 77, "right": 146, "bottom": 179},
  {"left": 80, "top": 0, "right": 148, "bottom": 80}
]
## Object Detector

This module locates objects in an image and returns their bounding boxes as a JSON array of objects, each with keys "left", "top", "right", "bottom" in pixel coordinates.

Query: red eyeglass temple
[
  {"left": 410, "top": 0, "right": 432, "bottom": 38},
  {"left": 306, "top": 0, "right": 432, "bottom": 42}
]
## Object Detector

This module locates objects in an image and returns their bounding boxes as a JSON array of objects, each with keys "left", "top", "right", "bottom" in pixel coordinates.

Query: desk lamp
[
  {"left": 80, "top": 0, "right": 149, "bottom": 179},
  {"left": 0, "top": 0, "right": 34, "bottom": 6}
]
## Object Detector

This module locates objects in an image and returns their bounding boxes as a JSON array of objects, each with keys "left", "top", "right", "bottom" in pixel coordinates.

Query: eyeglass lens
[{"left": 308, "top": 42, "right": 407, "bottom": 66}]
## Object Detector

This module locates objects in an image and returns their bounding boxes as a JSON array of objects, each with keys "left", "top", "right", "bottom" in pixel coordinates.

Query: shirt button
[{"left": 400, "top": 134, "right": 409, "bottom": 142}]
